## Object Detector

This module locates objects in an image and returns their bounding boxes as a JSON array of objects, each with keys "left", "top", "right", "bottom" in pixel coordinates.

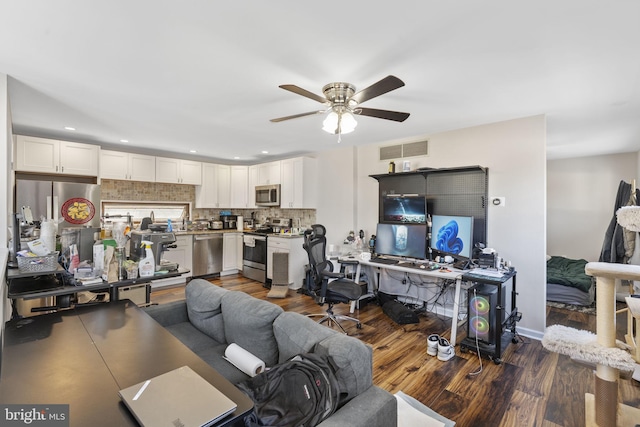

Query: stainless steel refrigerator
[{"left": 15, "top": 179, "right": 101, "bottom": 261}]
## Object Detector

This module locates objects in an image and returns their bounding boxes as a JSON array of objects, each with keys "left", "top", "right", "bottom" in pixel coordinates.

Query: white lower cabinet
[
  {"left": 266, "top": 236, "right": 306, "bottom": 289},
  {"left": 222, "top": 232, "right": 241, "bottom": 275}
]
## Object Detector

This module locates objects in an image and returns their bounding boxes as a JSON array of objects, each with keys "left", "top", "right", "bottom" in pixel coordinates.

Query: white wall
[
  {"left": 318, "top": 115, "right": 548, "bottom": 337},
  {"left": 547, "top": 153, "right": 638, "bottom": 261},
  {"left": 315, "top": 146, "right": 358, "bottom": 246}
]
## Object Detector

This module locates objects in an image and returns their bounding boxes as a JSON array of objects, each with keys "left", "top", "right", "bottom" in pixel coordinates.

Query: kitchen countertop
[{"left": 172, "top": 229, "right": 304, "bottom": 237}]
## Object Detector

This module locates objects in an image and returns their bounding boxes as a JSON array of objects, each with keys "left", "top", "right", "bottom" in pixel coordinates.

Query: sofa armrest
[
  {"left": 143, "top": 300, "right": 189, "bottom": 327},
  {"left": 317, "top": 386, "right": 397, "bottom": 427}
]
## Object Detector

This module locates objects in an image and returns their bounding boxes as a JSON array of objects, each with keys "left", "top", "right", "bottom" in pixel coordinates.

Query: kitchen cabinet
[
  {"left": 280, "top": 157, "right": 317, "bottom": 208},
  {"left": 230, "top": 166, "right": 249, "bottom": 208},
  {"left": 100, "top": 150, "right": 156, "bottom": 181},
  {"left": 266, "top": 236, "right": 306, "bottom": 289},
  {"left": 15, "top": 135, "right": 99, "bottom": 176},
  {"left": 257, "top": 161, "right": 281, "bottom": 185},
  {"left": 155, "top": 157, "right": 202, "bottom": 185},
  {"left": 222, "top": 232, "right": 242, "bottom": 275},
  {"left": 150, "top": 234, "right": 192, "bottom": 288},
  {"left": 196, "top": 163, "right": 231, "bottom": 208},
  {"left": 248, "top": 165, "right": 259, "bottom": 208}
]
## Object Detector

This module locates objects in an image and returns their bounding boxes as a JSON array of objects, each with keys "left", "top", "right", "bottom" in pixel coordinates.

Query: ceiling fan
[{"left": 270, "top": 75, "right": 410, "bottom": 137}]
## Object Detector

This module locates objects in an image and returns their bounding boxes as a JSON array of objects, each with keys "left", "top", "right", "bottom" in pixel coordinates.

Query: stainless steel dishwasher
[{"left": 192, "top": 233, "right": 223, "bottom": 277}]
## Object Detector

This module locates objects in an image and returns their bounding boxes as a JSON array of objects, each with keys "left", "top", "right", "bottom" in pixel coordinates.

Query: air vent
[
  {"left": 402, "top": 140, "right": 428, "bottom": 158},
  {"left": 379, "top": 140, "right": 428, "bottom": 161},
  {"left": 379, "top": 145, "right": 403, "bottom": 161}
]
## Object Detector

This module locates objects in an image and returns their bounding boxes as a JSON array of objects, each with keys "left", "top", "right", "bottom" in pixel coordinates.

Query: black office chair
[{"left": 303, "top": 224, "right": 362, "bottom": 333}]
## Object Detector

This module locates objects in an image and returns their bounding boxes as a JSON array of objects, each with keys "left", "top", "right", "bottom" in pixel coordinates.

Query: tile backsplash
[{"left": 101, "top": 179, "right": 316, "bottom": 229}]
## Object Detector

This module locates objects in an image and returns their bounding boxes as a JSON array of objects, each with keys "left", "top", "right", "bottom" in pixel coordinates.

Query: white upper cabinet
[
  {"left": 280, "top": 157, "right": 317, "bottom": 208},
  {"left": 257, "top": 161, "right": 281, "bottom": 185},
  {"left": 248, "top": 165, "right": 259, "bottom": 208},
  {"left": 155, "top": 157, "right": 202, "bottom": 185},
  {"left": 15, "top": 135, "right": 99, "bottom": 176},
  {"left": 217, "top": 164, "right": 231, "bottom": 207},
  {"left": 196, "top": 163, "right": 231, "bottom": 208},
  {"left": 100, "top": 150, "right": 156, "bottom": 181},
  {"left": 230, "top": 165, "right": 249, "bottom": 208}
]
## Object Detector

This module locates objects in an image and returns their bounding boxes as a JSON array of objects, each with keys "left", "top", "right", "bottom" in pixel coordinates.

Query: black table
[{"left": 0, "top": 300, "right": 254, "bottom": 427}]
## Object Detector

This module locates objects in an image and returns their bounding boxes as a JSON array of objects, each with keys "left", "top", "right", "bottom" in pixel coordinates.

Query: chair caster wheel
[{"left": 356, "top": 323, "right": 362, "bottom": 329}]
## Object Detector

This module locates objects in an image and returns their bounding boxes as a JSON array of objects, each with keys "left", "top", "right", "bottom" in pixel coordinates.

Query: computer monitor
[
  {"left": 382, "top": 195, "right": 426, "bottom": 223},
  {"left": 374, "top": 223, "right": 427, "bottom": 259},
  {"left": 430, "top": 215, "right": 474, "bottom": 259}
]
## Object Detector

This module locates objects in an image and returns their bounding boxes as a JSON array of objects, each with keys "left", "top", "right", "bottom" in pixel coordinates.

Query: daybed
[
  {"left": 144, "top": 279, "right": 397, "bottom": 427},
  {"left": 546, "top": 255, "right": 595, "bottom": 306}
]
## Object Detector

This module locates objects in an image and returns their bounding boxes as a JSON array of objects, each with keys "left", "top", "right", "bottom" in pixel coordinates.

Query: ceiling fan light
[
  {"left": 340, "top": 112, "right": 357, "bottom": 134},
  {"left": 322, "top": 111, "right": 339, "bottom": 133}
]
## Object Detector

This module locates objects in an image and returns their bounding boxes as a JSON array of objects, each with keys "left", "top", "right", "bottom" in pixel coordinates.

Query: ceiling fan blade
[
  {"left": 270, "top": 110, "right": 326, "bottom": 123},
  {"left": 350, "top": 75, "right": 405, "bottom": 104},
  {"left": 356, "top": 107, "right": 410, "bottom": 122},
  {"left": 279, "top": 85, "right": 328, "bottom": 104}
]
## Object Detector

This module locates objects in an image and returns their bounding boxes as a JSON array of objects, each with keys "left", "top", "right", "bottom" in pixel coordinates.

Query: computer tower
[{"left": 467, "top": 283, "right": 504, "bottom": 346}]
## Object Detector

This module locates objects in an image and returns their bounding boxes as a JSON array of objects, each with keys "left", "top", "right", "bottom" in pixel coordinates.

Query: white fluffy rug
[
  {"left": 395, "top": 391, "right": 455, "bottom": 427},
  {"left": 542, "top": 324, "right": 636, "bottom": 372}
]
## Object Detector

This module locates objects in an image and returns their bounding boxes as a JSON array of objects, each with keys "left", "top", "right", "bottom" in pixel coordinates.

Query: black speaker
[
  {"left": 382, "top": 300, "right": 419, "bottom": 324},
  {"left": 467, "top": 284, "right": 504, "bottom": 345}
]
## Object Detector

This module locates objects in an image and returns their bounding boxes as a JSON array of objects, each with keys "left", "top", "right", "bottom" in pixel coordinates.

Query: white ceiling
[{"left": 2, "top": 1, "right": 640, "bottom": 164}]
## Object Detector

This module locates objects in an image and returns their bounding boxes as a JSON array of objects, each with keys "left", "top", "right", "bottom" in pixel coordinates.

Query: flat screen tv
[
  {"left": 374, "top": 223, "right": 427, "bottom": 259},
  {"left": 430, "top": 215, "right": 474, "bottom": 259},
  {"left": 382, "top": 195, "right": 426, "bottom": 223}
]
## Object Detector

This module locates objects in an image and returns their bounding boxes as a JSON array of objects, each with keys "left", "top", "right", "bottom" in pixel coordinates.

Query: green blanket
[{"left": 547, "top": 256, "right": 593, "bottom": 293}]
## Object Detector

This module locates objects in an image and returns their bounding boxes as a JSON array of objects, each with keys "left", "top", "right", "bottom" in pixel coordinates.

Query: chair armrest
[{"left": 321, "top": 270, "right": 345, "bottom": 279}]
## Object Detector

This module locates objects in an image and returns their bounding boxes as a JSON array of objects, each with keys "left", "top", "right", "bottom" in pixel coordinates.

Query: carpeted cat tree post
[{"left": 583, "top": 262, "right": 640, "bottom": 427}]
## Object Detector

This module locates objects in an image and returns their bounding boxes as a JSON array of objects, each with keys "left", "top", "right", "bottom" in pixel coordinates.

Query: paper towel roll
[
  {"left": 237, "top": 216, "right": 244, "bottom": 231},
  {"left": 224, "top": 343, "right": 265, "bottom": 377},
  {"left": 40, "top": 220, "right": 57, "bottom": 254}
]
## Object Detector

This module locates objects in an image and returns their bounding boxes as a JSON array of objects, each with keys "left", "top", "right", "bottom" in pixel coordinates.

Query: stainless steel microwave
[{"left": 255, "top": 184, "right": 280, "bottom": 206}]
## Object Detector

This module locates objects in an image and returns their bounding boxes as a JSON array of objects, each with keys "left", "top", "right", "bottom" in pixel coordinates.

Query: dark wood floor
[{"left": 151, "top": 274, "right": 640, "bottom": 427}]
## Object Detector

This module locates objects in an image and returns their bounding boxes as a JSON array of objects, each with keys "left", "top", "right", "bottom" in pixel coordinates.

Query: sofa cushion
[
  {"left": 164, "top": 321, "right": 220, "bottom": 353},
  {"left": 314, "top": 334, "right": 373, "bottom": 403},
  {"left": 221, "top": 290, "right": 283, "bottom": 367},
  {"left": 196, "top": 345, "right": 251, "bottom": 385},
  {"left": 185, "top": 279, "right": 227, "bottom": 344},
  {"left": 273, "top": 311, "right": 337, "bottom": 363}
]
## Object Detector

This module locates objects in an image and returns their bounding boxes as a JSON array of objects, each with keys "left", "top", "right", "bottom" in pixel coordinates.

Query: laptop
[{"left": 118, "top": 366, "right": 237, "bottom": 427}]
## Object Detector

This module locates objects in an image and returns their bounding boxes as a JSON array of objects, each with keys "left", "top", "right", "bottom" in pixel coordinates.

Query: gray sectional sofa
[{"left": 144, "top": 279, "right": 397, "bottom": 427}]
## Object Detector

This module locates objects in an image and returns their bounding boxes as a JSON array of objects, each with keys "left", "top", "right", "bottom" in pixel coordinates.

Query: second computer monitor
[
  {"left": 430, "top": 215, "right": 474, "bottom": 259},
  {"left": 374, "top": 223, "right": 428, "bottom": 260}
]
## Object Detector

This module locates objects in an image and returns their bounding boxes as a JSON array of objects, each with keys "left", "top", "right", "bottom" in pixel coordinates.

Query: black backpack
[{"left": 238, "top": 352, "right": 340, "bottom": 427}]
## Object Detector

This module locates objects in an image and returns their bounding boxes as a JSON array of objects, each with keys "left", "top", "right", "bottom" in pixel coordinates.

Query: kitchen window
[{"left": 101, "top": 201, "right": 191, "bottom": 227}]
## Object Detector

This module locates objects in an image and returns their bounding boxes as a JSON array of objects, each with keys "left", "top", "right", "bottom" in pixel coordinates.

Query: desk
[
  {"left": 0, "top": 300, "right": 254, "bottom": 427},
  {"left": 6, "top": 267, "right": 190, "bottom": 318},
  {"left": 351, "top": 259, "right": 466, "bottom": 345}
]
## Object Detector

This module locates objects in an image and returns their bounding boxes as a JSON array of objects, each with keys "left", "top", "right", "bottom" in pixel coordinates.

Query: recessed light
[
  {"left": 189, "top": 150, "right": 197, "bottom": 153},
  {"left": 233, "top": 156, "right": 240, "bottom": 160},
  {"left": 120, "top": 139, "right": 129, "bottom": 143},
  {"left": 261, "top": 150, "right": 269, "bottom": 154},
  {"left": 64, "top": 126, "right": 76, "bottom": 131}
]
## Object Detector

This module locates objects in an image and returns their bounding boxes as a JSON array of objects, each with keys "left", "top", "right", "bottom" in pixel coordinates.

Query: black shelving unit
[{"left": 459, "top": 269, "right": 520, "bottom": 364}]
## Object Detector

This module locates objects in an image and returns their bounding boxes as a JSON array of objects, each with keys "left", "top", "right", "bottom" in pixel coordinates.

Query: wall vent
[
  {"left": 379, "top": 140, "right": 428, "bottom": 161},
  {"left": 379, "top": 144, "right": 403, "bottom": 161}
]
